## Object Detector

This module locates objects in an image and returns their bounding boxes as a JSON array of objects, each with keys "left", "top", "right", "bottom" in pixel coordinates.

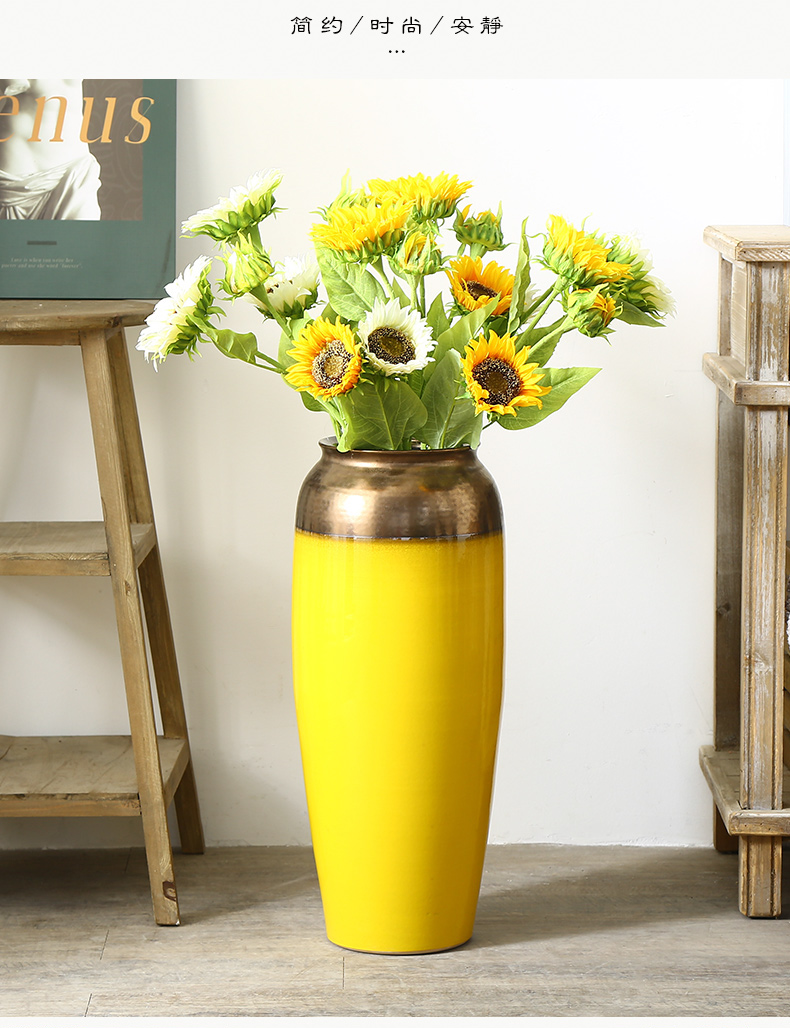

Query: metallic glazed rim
[{"left": 296, "top": 438, "right": 503, "bottom": 540}]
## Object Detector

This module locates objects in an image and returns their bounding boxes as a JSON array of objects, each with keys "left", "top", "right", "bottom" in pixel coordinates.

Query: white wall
[{"left": 0, "top": 78, "right": 784, "bottom": 849}]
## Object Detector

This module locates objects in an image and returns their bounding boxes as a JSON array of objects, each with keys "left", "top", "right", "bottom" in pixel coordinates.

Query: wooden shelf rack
[
  {"left": 702, "top": 226, "right": 790, "bottom": 917},
  {"left": 0, "top": 301, "right": 204, "bottom": 925}
]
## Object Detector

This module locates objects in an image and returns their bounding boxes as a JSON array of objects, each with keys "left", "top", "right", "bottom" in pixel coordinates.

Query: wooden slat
[
  {"left": 704, "top": 225, "right": 790, "bottom": 263},
  {"left": 783, "top": 651, "right": 790, "bottom": 773},
  {"left": 729, "top": 260, "right": 748, "bottom": 366},
  {"left": 702, "top": 353, "right": 790, "bottom": 406},
  {"left": 700, "top": 746, "right": 790, "bottom": 835},
  {"left": 0, "top": 330, "right": 81, "bottom": 346},
  {"left": 0, "top": 522, "right": 156, "bottom": 576},
  {"left": 737, "top": 260, "right": 790, "bottom": 917},
  {"left": 0, "top": 735, "right": 188, "bottom": 817},
  {"left": 711, "top": 253, "right": 739, "bottom": 856},
  {"left": 700, "top": 746, "right": 741, "bottom": 827}
]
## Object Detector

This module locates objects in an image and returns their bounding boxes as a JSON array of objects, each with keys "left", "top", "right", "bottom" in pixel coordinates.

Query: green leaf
[
  {"left": 213, "top": 329, "right": 259, "bottom": 364},
  {"left": 615, "top": 299, "right": 665, "bottom": 327},
  {"left": 518, "top": 315, "right": 571, "bottom": 366},
  {"left": 454, "top": 404, "right": 483, "bottom": 449},
  {"left": 389, "top": 275, "right": 411, "bottom": 307},
  {"left": 336, "top": 376, "right": 427, "bottom": 451},
  {"left": 495, "top": 366, "right": 600, "bottom": 430},
  {"left": 506, "top": 218, "right": 531, "bottom": 334},
  {"left": 300, "top": 390, "right": 327, "bottom": 413},
  {"left": 416, "top": 350, "right": 461, "bottom": 447},
  {"left": 416, "top": 349, "right": 481, "bottom": 449},
  {"left": 423, "top": 298, "right": 498, "bottom": 384},
  {"left": 277, "top": 317, "right": 309, "bottom": 369},
  {"left": 409, "top": 367, "right": 425, "bottom": 397},
  {"left": 315, "top": 247, "right": 386, "bottom": 321},
  {"left": 425, "top": 291, "right": 450, "bottom": 338}
]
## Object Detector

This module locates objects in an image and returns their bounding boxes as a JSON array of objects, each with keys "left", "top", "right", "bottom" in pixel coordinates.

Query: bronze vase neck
[{"left": 295, "top": 437, "right": 503, "bottom": 540}]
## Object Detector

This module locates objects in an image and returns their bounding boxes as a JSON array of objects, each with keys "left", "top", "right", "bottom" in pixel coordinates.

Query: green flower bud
[
  {"left": 453, "top": 203, "right": 506, "bottom": 254},
  {"left": 391, "top": 229, "right": 444, "bottom": 276},
  {"left": 219, "top": 244, "right": 273, "bottom": 297},
  {"left": 563, "top": 287, "right": 619, "bottom": 338}
]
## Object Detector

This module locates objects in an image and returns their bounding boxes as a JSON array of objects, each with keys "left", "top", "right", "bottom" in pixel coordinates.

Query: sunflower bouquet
[{"left": 137, "top": 169, "right": 673, "bottom": 451}]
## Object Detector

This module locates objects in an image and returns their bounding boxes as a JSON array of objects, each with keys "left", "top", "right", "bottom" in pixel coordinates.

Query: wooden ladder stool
[
  {"left": 0, "top": 300, "right": 204, "bottom": 925},
  {"left": 700, "top": 226, "right": 790, "bottom": 917}
]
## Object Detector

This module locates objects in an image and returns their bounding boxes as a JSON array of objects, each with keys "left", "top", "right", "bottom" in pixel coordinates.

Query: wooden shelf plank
[
  {"left": 0, "top": 299, "right": 155, "bottom": 337},
  {"left": 704, "top": 225, "right": 790, "bottom": 263},
  {"left": 0, "top": 735, "right": 188, "bottom": 817},
  {"left": 702, "top": 352, "right": 790, "bottom": 406},
  {"left": 0, "top": 522, "right": 156, "bottom": 576},
  {"left": 700, "top": 746, "right": 790, "bottom": 836}
]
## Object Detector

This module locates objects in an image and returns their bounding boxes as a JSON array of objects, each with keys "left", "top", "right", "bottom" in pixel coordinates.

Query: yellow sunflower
[
  {"left": 543, "top": 215, "right": 632, "bottom": 287},
  {"left": 286, "top": 317, "right": 362, "bottom": 399},
  {"left": 310, "top": 199, "right": 413, "bottom": 261},
  {"left": 461, "top": 331, "right": 551, "bottom": 417},
  {"left": 446, "top": 255, "right": 514, "bottom": 316},
  {"left": 366, "top": 172, "right": 472, "bottom": 221}
]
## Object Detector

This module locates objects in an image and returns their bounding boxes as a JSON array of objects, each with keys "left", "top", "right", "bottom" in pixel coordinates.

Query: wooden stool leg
[
  {"left": 139, "top": 548, "right": 205, "bottom": 853},
  {"left": 106, "top": 328, "right": 204, "bottom": 854},
  {"left": 81, "top": 326, "right": 181, "bottom": 926},
  {"left": 738, "top": 261, "right": 789, "bottom": 917}
]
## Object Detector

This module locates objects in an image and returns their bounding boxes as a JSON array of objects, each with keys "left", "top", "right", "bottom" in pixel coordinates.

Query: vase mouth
[{"left": 318, "top": 436, "right": 476, "bottom": 463}]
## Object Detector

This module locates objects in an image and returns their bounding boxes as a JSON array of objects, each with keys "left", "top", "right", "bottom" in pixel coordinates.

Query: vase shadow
[{"left": 467, "top": 843, "right": 790, "bottom": 948}]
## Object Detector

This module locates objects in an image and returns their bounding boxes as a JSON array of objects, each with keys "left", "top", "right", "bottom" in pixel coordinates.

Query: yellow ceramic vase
[{"left": 292, "top": 439, "right": 504, "bottom": 954}]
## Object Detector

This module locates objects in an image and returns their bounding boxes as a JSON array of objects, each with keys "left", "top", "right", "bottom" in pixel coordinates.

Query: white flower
[
  {"left": 255, "top": 255, "right": 320, "bottom": 317},
  {"left": 136, "top": 255, "right": 213, "bottom": 365},
  {"left": 358, "top": 298, "right": 434, "bottom": 376},
  {"left": 612, "top": 233, "right": 653, "bottom": 269},
  {"left": 231, "top": 168, "right": 283, "bottom": 212},
  {"left": 182, "top": 169, "right": 283, "bottom": 241},
  {"left": 641, "top": 274, "right": 677, "bottom": 317}
]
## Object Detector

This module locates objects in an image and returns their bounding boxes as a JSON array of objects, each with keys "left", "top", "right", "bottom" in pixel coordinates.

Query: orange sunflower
[
  {"left": 286, "top": 317, "right": 362, "bottom": 399},
  {"left": 446, "top": 255, "right": 514, "bottom": 317},
  {"left": 461, "top": 331, "right": 551, "bottom": 417}
]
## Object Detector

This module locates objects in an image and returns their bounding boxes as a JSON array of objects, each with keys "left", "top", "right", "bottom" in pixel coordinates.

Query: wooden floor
[{"left": 1, "top": 842, "right": 789, "bottom": 1018}]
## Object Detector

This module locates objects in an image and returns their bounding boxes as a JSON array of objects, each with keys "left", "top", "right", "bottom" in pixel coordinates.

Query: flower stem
[
  {"left": 521, "top": 282, "right": 564, "bottom": 336},
  {"left": 250, "top": 285, "right": 291, "bottom": 334},
  {"left": 244, "top": 224, "right": 263, "bottom": 251},
  {"left": 255, "top": 350, "right": 286, "bottom": 373},
  {"left": 370, "top": 257, "right": 394, "bottom": 298},
  {"left": 410, "top": 275, "right": 419, "bottom": 311},
  {"left": 521, "top": 285, "right": 555, "bottom": 320}
]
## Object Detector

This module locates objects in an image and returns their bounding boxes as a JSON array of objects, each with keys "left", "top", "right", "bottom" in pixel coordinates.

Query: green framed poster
[{"left": 0, "top": 78, "right": 176, "bottom": 299}]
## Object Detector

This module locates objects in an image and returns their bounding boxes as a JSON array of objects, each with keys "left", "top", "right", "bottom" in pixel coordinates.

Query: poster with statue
[{"left": 0, "top": 78, "right": 175, "bottom": 298}]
